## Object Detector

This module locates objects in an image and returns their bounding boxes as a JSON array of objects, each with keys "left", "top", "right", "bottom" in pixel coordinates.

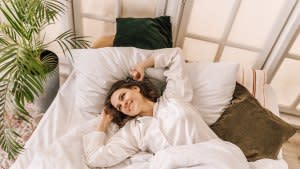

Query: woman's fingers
[
  {"left": 102, "top": 107, "right": 113, "bottom": 121},
  {"left": 131, "top": 69, "right": 141, "bottom": 80},
  {"left": 130, "top": 68, "right": 144, "bottom": 81}
]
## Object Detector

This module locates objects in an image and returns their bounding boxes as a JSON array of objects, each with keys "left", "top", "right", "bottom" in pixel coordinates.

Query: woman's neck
[{"left": 140, "top": 99, "right": 154, "bottom": 116}]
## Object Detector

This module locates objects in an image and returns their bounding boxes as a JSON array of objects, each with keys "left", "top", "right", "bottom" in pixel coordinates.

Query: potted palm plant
[{"left": 0, "top": 0, "right": 90, "bottom": 159}]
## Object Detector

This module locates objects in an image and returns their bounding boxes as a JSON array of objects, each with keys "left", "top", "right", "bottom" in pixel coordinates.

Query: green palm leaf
[
  {"left": 0, "top": 77, "right": 24, "bottom": 160},
  {"left": 0, "top": 24, "right": 18, "bottom": 44},
  {"left": 53, "top": 30, "right": 90, "bottom": 56},
  {"left": 0, "top": 34, "right": 9, "bottom": 45},
  {"left": 0, "top": 0, "right": 29, "bottom": 40}
]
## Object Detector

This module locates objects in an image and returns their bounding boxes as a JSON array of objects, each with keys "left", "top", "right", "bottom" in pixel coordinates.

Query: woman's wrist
[
  {"left": 97, "top": 118, "right": 111, "bottom": 132},
  {"left": 97, "top": 111, "right": 113, "bottom": 132},
  {"left": 140, "top": 55, "right": 155, "bottom": 69},
  {"left": 97, "top": 123, "right": 109, "bottom": 132}
]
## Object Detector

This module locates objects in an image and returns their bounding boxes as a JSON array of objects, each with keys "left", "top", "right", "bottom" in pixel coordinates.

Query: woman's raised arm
[{"left": 132, "top": 48, "right": 193, "bottom": 102}]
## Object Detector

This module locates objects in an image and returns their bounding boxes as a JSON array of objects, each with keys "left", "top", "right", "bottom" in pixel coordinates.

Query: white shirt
[{"left": 82, "top": 48, "right": 218, "bottom": 168}]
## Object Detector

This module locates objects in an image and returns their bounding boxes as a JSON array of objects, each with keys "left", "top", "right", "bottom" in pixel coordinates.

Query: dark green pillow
[
  {"left": 210, "top": 83, "right": 296, "bottom": 162},
  {"left": 113, "top": 16, "right": 172, "bottom": 49}
]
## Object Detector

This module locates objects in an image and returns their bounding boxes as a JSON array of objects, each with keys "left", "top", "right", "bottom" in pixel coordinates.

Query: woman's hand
[
  {"left": 97, "top": 107, "right": 113, "bottom": 132},
  {"left": 130, "top": 64, "right": 145, "bottom": 81},
  {"left": 130, "top": 56, "right": 155, "bottom": 81}
]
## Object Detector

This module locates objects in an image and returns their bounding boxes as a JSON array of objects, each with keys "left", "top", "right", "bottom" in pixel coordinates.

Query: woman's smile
[
  {"left": 128, "top": 100, "right": 136, "bottom": 112},
  {"left": 126, "top": 100, "right": 132, "bottom": 112}
]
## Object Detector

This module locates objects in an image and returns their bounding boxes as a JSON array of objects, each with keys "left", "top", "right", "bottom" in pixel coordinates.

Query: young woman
[{"left": 82, "top": 51, "right": 218, "bottom": 168}]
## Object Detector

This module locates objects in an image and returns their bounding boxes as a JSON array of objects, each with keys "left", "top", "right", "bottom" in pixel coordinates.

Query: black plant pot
[{"left": 33, "top": 50, "right": 60, "bottom": 113}]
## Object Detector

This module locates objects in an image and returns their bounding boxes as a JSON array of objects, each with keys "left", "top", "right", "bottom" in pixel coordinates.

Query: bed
[
  {"left": 7, "top": 0, "right": 297, "bottom": 168},
  {"left": 8, "top": 46, "right": 294, "bottom": 169}
]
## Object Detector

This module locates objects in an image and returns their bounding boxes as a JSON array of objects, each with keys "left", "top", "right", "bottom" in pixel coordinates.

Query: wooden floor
[{"left": 282, "top": 131, "right": 300, "bottom": 169}]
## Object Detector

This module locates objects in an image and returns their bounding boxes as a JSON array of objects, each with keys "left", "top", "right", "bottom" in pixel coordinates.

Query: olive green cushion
[
  {"left": 113, "top": 16, "right": 172, "bottom": 49},
  {"left": 210, "top": 83, "right": 296, "bottom": 162}
]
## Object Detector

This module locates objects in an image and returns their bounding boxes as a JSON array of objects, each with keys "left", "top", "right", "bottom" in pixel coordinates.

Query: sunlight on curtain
[
  {"left": 82, "top": 18, "right": 115, "bottom": 42},
  {"left": 187, "top": 0, "right": 235, "bottom": 40},
  {"left": 180, "top": 0, "right": 294, "bottom": 69},
  {"left": 81, "top": 0, "right": 116, "bottom": 18},
  {"left": 121, "top": 0, "right": 158, "bottom": 17},
  {"left": 271, "top": 58, "right": 300, "bottom": 107},
  {"left": 228, "top": 0, "right": 287, "bottom": 48},
  {"left": 270, "top": 30, "right": 300, "bottom": 113},
  {"left": 220, "top": 47, "right": 259, "bottom": 67},
  {"left": 182, "top": 38, "right": 218, "bottom": 62}
]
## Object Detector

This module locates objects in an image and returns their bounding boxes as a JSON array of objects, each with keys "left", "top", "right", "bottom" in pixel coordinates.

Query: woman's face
[{"left": 110, "top": 86, "right": 144, "bottom": 116}]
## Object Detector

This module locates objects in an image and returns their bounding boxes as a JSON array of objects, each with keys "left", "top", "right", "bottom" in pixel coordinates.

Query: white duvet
[
  {"left": 9, "top": 47, "right": 288, "bottom": 169},
  {"left": 12, "top": 72, "right": 249, "bottom": 169},
  {"left": 25, "top": 133, "right": 251, "bottom": 169}
]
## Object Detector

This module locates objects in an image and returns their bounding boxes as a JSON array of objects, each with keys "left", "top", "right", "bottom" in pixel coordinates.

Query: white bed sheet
[{"left": 9, "top": 69, "right": 289, "bottom": 169}]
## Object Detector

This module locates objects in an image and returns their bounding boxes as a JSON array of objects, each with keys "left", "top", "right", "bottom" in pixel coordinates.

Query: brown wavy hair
[{"left": 104, "top": 77, "right": 159, "bottom": 128}]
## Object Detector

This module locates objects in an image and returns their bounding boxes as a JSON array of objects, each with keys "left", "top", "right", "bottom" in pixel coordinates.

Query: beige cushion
[{"left": 91, "top": 35, "right": 115, "bottom": 48}]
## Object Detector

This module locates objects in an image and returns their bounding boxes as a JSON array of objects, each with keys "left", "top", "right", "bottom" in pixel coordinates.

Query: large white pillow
[
  {"left": 70, "top": 47, "right": 239, "bottom": 126},
  {"left": 70, "top": 47, "right": 174, "bottom": 115},
  {"left": 184, "top": 62, "right": 239, "bottom": 125}
]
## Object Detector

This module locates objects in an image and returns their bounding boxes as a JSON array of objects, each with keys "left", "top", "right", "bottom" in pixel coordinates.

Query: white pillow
[
  {"left": 184, "top": 62, "right": 239, "bottom": 125},
  {"left": 71, "top": 47, "right": 174, "bottom": 115},
  {"left": 70, "top": 47, "right": 239, "bottom": 126}
]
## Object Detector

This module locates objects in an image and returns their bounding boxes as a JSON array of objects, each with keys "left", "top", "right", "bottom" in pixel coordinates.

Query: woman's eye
[{"left": 120, "top": 93, "right": 125, "bottom": 100}]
